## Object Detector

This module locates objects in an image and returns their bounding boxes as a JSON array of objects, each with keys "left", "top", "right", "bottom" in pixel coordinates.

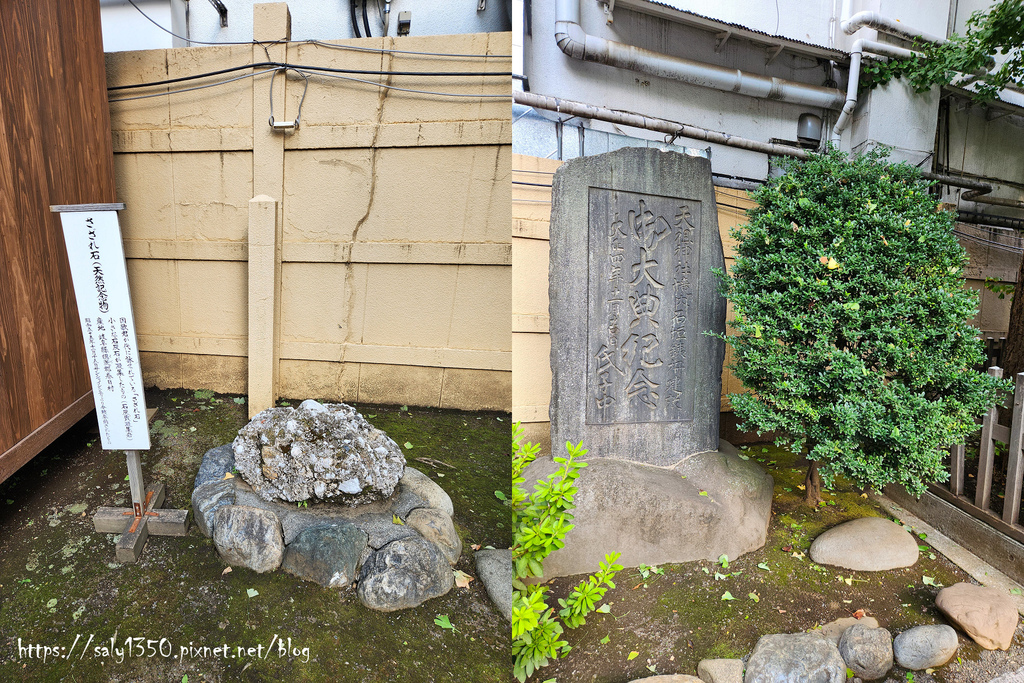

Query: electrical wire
[
  {"left": 126, "top": 0, "right": 510, "bottom": 58},
  {"left": 108, "top": 67, "right": 510, "bottom": 103},
  {"left": 108, "top": 68, "right": 277, "bottom": 103},
  {"left": 362, "top": 0, "right": 373, "bottom": 39},
  {"left": 108, "top": 61, "right": 509, "bottom": 92},
  {"left": 294, "top": 68, "right": 511, "bottom": 98},
  {"left": 307, "top": 40, "right": 510, "bottom": 59},
  {"left": 351, "top": 0, "right": 362, "bottom": 38}
]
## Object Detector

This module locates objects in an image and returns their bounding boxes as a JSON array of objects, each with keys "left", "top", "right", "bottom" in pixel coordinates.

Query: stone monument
[{"left": 531, "top": 147, "right": 773, "bottom": 578}]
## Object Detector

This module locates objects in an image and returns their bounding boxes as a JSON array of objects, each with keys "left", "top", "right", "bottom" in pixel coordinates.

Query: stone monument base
[{"left": 523, "top": 440, "right": 773, "bottom": 579}]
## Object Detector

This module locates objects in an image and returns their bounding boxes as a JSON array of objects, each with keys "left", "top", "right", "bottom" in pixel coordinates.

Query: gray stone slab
[{"left": 549, "top": 147, "right": 726, "bottom": 467}]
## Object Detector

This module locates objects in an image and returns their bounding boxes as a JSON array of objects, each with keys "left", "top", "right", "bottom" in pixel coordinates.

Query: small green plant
[
  {"left": 511, "top": 423, "right": 622, "bottom": 682},
  {"left": 635, "top": 563, "right": 664, "bottom": 581},
  {"left": 193, "top": 389, "right": 215, "bottom": 400},
  {"left": 296, "top": 500, "right": 308, "bottom": 509}
]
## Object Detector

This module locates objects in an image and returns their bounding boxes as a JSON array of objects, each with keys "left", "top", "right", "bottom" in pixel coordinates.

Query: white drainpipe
[
  {"left": 841, "top": 11, "right": 947, "bottom": 45},
  {"left": 554, "top": 0, "right": 846, "bottom": 110},
  {"left": 830, "top": 39, "right": 920, "bottom": 142}
]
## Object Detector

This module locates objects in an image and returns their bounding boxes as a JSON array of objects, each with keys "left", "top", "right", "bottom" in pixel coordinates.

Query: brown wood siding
[{"left": 0, "top": 0, "right": 116, "bottom": 480}]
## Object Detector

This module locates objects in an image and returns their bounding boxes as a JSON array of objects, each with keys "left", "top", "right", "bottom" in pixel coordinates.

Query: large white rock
[{"left": 232, "top": 401, "right": 405, "bottom": 504}]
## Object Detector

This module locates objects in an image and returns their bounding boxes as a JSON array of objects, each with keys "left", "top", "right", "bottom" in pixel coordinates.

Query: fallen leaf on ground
[
  {"left": 453, "top": 570, "right": 474, "bottom": 589},
  {"left": 627, "top": 651, "right": 639, "bottom": 661},
  {"left": 246, "top": 588, "right": 258, "bottom": 598},
  {"left": 470, "top": 544, "right": 481, "bottom": 551},
  {"left": 853, "top": 609, "right": 866, "bottom": 619},
  {"left": 222, "top": 567, "right": 232, "bottom": 575}
]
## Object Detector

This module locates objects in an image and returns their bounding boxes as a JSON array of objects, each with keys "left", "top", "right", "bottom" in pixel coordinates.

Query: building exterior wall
[
  {"left": 102, "top": 0, "right": 511, "bottom": 51},
  {"left": 107, "top": 28, "right": 512, "bottom": 411}
]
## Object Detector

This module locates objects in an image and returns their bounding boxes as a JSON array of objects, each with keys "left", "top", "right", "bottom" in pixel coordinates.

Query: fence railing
[{"left": 929, "top": 366, "right": 1024, "bottom": 545}]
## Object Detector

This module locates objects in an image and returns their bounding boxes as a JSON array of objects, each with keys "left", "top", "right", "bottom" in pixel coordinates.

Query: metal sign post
[{"left": 53, "top": 203, "right": 189, "bottom": 562}]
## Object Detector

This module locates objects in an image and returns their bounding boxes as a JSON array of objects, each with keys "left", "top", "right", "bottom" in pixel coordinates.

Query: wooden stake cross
[{"left": 93, "top": 450, "right": 190, "bottom": 563}]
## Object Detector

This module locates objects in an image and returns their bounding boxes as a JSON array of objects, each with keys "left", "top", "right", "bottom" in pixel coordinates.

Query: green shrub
[
  {"left": 717, "top": 147, "right": 1008, "bottom": 503},
  {"left": 510, "top": 423, "right": 622, "bottom": 681}
]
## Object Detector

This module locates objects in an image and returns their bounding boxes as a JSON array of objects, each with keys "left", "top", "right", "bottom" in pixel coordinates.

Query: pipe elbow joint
[{"left": 555, "top": 20, "right": 588, "bottom": 61}]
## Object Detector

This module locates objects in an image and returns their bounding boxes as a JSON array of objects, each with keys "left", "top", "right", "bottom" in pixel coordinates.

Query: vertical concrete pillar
[
  {"left": 248, "top": 3, "right": 290, "bottom": 416},
  {"left": 248, "top": 196, "right": 279, "bottom": 417}
]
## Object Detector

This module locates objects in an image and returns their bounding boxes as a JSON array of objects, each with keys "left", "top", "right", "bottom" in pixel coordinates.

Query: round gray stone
[
  {"left": 406, "top": 508, "right": 461, "bottom": 565},
  {"left": 212, "top": 505, "right": 285, "bottom": 573},
  {"left": 809, "top": 517, "right": 918, "bottom": 571},
  {"left": 232, "top": 401, "right": 405, "bottom": 504},
  {"left": 357, "top": 536, "right": 454, "bottom": 611},
  {"left": 281, "top": 523, "right": 368, "bottom": 588},
  {"left": 744, "top": 632, "right": 846, "bottom": 683},
  {"left": 191, "top": 478, "right": 236, "bottom": 537},
  {"left": 817, "top": 616, "right": 882, "bottom": 645},
  {"left": 399, "top": 467, "right": 454, "bottom": 516},
  {"left": 893, "top": 625, "right": 959, "bottom": 670},
  {"left": 475, "top": 548, "right": 512, "bottom": 622},
  {"left": 697, "top": 658, "right": 744, "bottom": 683},
  {"left": 838, "top": 624, "right": 893, "bottom": 681},
  {"left": 193, "top": 444, "right": 235, "bottom": 490}
]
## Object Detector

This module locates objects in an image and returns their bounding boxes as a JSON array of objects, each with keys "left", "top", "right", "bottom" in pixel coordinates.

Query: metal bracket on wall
[
  {"left": 766, "top": 44, "right": 784, "bottom": 65},
  {"left": 603, "top": 0, "right": 616, "bottom": 24},
  {"left": 477, "top": 0, "right": 486, "bottom": 11},
  {"left": 714, "top": 31, "right": 732, "bottom": 52},
  {"left": 208, "top": 0, "right": 228, "bottom": 27}
]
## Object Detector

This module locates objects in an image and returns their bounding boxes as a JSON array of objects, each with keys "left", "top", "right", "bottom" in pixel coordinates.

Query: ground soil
[
  {"left": 530, "top": 444, "right": 1024, "bottom": 683},
  {"left": 0, "top": 389, "right": 512, "bottom": 682}
]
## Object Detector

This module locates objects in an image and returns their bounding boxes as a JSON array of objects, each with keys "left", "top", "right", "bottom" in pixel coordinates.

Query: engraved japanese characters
[{"left": 549, "top": 148, "right": 726, "bottom": 467}]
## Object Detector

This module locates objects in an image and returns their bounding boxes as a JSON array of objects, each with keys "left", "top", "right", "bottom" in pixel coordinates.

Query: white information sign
[{"left": 58, "top": 209, "right": 150, "bottom": 451}]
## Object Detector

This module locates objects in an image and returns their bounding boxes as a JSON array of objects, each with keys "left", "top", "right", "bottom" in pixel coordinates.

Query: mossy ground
[
  {"left": 0, "top": 389, "right": 511, "bottom": 682},
  {"left": 531, "top": 443, "right": 1024, "bottom": 683}
]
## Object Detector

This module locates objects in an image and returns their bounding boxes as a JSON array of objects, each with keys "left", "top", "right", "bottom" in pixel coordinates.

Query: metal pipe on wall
[
  {"left": 514, "top": 90, "right": 998, "bottom": 198},
  {"left": 553, "top": 0, "right": 847, "bottom": 111}
]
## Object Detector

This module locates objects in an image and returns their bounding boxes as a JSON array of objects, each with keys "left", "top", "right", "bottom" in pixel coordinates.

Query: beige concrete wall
[
  {"left": 107, "top": 23, "right": 511, "bottom": 412},
  {"left": 511, "top": 154, "right": 755, "bottom": 449}
]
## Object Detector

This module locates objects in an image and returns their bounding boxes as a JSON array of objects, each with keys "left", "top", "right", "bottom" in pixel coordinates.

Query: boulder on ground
[
  {"left": 522, "top": 441, "right": 772, "bottom": 578},
  {"left": 357, "top": 536, "right": 454, "bottom": 611},
  {"left": 406, "top": 508, "right": 461, "bottom": 565},
  {"left": 817, "top": 616, "right": 881, "bottom": 645},
  {"left": 809, "top": 517, "right": 918, "bottom": 571},
  {"left": 744, "top": 632, "right": 846, "bottom": 683},
  {"left": 838, "top": 624, "right": 893, "bottom": 681},
  {"left": 697, "top": 658, "right": 744, "bottom": 683},
  {"left": 191, "top": 478, "right": 236, "bottom": 537},
  {"left": 892, "top": 625, "right": 958, "bottom": 670},
  {"left": 212, "top": 505, "right": 284, "bottom": 573},
  {"left": 936, "top": 582, "right": 1019, "bottom": 650},
  {"left": 281, "top": 523, "right": 368, "bottom": 588},
  {"left": 475, "top": 548, "right": 512, "bottom": 622}
]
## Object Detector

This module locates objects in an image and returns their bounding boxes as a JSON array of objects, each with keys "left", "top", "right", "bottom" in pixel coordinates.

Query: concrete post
[
  {"left": 248, "top": 195, "right": 279, "bottom": 417},
  {"left": 248, "top": 3, "right": 290, "bottom": 417}
]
